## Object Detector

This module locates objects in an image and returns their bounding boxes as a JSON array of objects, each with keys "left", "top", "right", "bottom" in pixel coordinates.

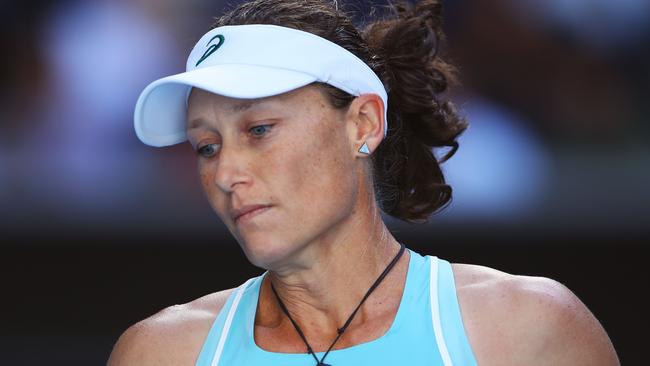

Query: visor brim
[{"left": 134, "top": 64, "right": 317, "bottom": 147}]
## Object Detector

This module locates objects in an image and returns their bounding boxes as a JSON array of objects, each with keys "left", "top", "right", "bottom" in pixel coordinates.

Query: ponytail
[{"left": 365, "top": 0, "right": 467, "bottom": 222}]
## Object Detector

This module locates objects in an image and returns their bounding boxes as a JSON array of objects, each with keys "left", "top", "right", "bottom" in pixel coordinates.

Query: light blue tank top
[{"left": 195, "top": 249, "right": 478, "bottom": 366}]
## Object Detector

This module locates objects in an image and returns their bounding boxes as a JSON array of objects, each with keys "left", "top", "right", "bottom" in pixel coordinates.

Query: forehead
[
  {"left": 186, "top": 92, "right": 258, "bottom": 128},
  {"left": 186, "top": 84, "right": 327, "bottom": 128}
]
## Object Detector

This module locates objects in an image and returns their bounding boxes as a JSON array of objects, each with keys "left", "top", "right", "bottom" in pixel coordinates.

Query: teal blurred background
[{"left": 1, "top": 0, "right": 648, "bottom": 364}]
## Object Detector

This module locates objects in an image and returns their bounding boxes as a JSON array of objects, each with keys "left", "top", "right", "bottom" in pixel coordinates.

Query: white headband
[{"left": 134, "top": 24, "right": 388, "bottom": 147}]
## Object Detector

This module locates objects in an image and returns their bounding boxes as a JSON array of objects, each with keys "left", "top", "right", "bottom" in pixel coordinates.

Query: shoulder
[
  {"left": 450, "top": 263, "right": 619, "bottom": 366},
  {"left": 107, "top": 288, "right": 236, "bottom": 366}
]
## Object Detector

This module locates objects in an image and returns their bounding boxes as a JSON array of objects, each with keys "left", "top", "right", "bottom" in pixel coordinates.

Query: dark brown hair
[{"left": 212, "top": 0, "right": 467, "bottom": 223}]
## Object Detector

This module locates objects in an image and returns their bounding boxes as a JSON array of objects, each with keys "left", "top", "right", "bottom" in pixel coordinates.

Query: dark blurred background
[{"left": 1, "top": 0, "right": 648, "bottom": 364}]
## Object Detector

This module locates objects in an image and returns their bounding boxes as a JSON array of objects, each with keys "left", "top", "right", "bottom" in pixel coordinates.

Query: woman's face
[{"left": 186, "top": 84, "right": 359, "bottom": 269}]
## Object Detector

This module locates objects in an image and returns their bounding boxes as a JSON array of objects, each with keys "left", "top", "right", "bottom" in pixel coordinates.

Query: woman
[{"left": 109, "top": 0, "right": 619, "bottom": 365}]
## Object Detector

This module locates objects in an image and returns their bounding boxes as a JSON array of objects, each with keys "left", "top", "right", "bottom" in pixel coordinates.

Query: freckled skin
[
  {"left": 187, "top": 85, "right": 360, "bottom": 271},
  {"left": 109, "top": 86, "right": 619, "bottom": 366}
]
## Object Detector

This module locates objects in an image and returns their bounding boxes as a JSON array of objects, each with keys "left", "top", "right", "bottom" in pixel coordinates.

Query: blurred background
[{"left": 1, "top": 0, "right": 648, "bottom": 364}]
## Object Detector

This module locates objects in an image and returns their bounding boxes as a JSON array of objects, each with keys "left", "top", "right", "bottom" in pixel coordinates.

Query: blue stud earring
[{"left": 358, "top": 142, "right": 370, "bottom": 155}]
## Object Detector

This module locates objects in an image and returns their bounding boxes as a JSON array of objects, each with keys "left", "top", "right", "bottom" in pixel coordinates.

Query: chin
[{"left": 237, "top": 235, "right": 297, "bottom": 270}]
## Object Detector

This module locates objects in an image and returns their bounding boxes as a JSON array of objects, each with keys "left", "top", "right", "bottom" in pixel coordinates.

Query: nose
[{"left": 213, "top": 142, "right": 251, "bottom": 193}]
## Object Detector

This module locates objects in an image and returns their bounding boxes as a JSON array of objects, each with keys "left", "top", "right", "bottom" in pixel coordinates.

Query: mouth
[{"left": 234, "top": 205, "right": 272, "bottom": 224}]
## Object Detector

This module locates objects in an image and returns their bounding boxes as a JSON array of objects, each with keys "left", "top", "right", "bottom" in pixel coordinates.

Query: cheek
[
  {"left": 198, "top": 162, "right": 227, "bottom": 213},
  {"left": 277, "top": 117, "right": 355, "bottom": 217},
  {"left": 198, "top": 160, "right": 212, "bottom": 191},
  {"left": 199, "top": 168, "right": 209, "bottom": 187}
]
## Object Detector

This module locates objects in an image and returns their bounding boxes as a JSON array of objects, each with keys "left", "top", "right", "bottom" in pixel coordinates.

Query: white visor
[{"left": 133, "top": 24, "right": 388, "bottom": 147}]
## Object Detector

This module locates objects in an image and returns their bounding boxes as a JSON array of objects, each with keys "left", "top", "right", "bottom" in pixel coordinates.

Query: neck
[{"left": 256, "top": 199, "right": 407, "bottom": 345}]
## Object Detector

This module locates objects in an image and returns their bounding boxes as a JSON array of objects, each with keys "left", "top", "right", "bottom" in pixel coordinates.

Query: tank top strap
[
  {"left": 428, "top": 256, "right": 478, "bottom": 366},
  {"left": 195, "top": 276, "right": 259, "bottom": 366},
  {"left": 196, "top": 253, "right": 478, "bottom": 366}
]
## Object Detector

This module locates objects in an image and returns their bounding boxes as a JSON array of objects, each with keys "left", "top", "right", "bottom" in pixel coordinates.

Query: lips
[{"left": 231, "top": 204, "right": 272, "bottom": 222}]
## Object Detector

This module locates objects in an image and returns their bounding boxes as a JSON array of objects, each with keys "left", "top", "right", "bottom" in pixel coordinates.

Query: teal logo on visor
[{"left": 195, "top": 34, "right": 225, "bottom": 67}]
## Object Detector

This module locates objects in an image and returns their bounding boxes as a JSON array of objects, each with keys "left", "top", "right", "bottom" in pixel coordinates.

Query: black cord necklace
[{"left": 269, "top": 242, "right": 406, "bottom": 366}]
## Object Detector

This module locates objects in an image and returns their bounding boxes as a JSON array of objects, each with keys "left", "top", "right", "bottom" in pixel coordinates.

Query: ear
[{"left": 345, "top": 93, "right": 385, "bottom": 157}]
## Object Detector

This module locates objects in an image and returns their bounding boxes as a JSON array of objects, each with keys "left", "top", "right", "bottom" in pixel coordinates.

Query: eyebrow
[{"left": 187, "top": 118, "right": 204, "bottom": 131}]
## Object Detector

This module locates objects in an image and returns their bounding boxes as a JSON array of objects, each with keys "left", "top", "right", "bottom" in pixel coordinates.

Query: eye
[
  {"left": 249, "top": 124, "right": 273, "bottom": 137},
  {"left": 197, "top": 143, "right": 220, "bottom": 158}
]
